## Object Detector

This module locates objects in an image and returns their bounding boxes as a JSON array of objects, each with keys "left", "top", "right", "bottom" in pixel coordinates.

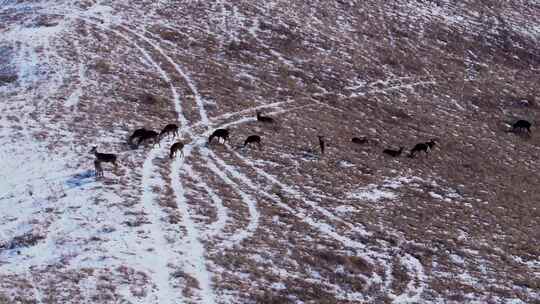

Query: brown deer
[
  {"left": 208, "top": 128, "right": 230, "bottom": 145},
  {"left": 351, "top": 137, "right": 368, "bottom": 145},
  {"left": 90, "top": 146, "right": 117, "bottom": 167},
  {"left": 129, "top": 128, "right": 148, "bottom": 145},
  {"left": 256, "top": 111, "right": 275, "bottom": 124},
  {"left": 318, "top": 135, "right": 325, "bottom": 155},
  {"left": 383, "top": 147, "right": 403, "bottom": 157},
  {"left": 170, "top": 141, "right": 185, "bottom": 159},
  {"left": 94, "top": 159, "right": 103, "bottom": 178},
  {"left": 160, "top": 124, "right": 179, "bottom": 140},
  {"left": 511, "top": 119, "right": 531, "bottom": 134},
  {"left": 409, "top": 139, "right": 436, "bottom": 158},
  {"left": 244, "top": 135, "right": 261, "bottom": 149},
  {"left": 136, "top": 130, "right": 160, "bottom": 147}
]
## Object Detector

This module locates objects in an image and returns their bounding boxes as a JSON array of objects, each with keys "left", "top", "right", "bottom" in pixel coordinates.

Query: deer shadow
[{"left": 65, "top": 170, "right": 95, "bottom": 189}]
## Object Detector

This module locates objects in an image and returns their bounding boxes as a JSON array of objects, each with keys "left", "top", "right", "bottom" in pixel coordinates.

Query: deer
[
  {"left": 170, "top": 141, "right": 184, "bottom": 159},
  {"left": 318, "top": 135, "right": 325, "bottom": 155},
  {"left": 256, "top": 111, "right": 275, "bottom": 124},
  {"left": 244, "top": 135, "right": 262, "bottom": 149},
  {"left": 129, "top": 128, "right": 148, "bottom": 145},
  {"left": 136, "top": 130, "right": 160, "bottom": 147},
  {"left": 94, "top": 159, "right": 103, "bottom": 178},
  {"left": 90, "top": 146, "right": 117, "bottom": 167},
  {"left": 511, "top": 119, "right": 531, "bottom": 134},
  {"left": 409, "top": 139, "right": 436, "bottom": 158},
  {"left": 351, "top": 137, "right": 368, "bottom": 145},
  {"left": 383, "top": 147, "right": 404, "bottom": 157},
  {"left": 160, "top": 124, "right": 179, "bottom": 140},
  {"left": 208, "top": 128, "right": 230, "bottom": 145}
]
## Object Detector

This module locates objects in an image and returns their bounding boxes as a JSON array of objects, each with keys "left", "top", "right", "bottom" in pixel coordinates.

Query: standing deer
[
  {"left": 129, "top": 128, "right": 148, "bottom": 145},
  {"left": 256, "top": 111, "right": 275, "bottom": 124},
  {"left": 170, "top": 141, "right": 185, "bottom": 159},
  {"left": 351, "top": 137, "right": 368, "bottom": 145},
  {"left": 90, "top": 146, "right": 117, "bottom": 167},
  {"left": 409, "top": 139, "right": 436, "bottom": 158},
  {"left": 244, "top": 135, "right": 262, "bottom": 149},
  {"left": 160, "top": 124, "right": 179, "bottom": 140},
  {"left": 94, "top": 159, "right": 103, "bottom": 178},
  {"left": 136, "top": 130, "right": 160, "bottom": 147},
  {"left": 318, "top": 135, "right": 325, "bottom": 155},
  {"left": 383, "top": 147, "right": 404, "bottom": 157},
  {"left": 511, "top": 119, "right": 532, "bottom": 134},
  {"left": 208, "top": 128, "right": 230, "bottom": 145}
]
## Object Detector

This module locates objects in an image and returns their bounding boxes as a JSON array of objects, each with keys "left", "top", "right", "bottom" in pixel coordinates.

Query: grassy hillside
[{"left": 0, "top": 0, "right": 539, "bottom": 303}]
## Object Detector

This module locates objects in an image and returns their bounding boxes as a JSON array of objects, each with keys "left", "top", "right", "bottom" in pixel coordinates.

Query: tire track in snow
[
  {"left": 188, "top": 100, "right": 293, "bottom": 132},
  {"left": 204, "top": 106, "right": 428, "bottom": 299},
  {"left": 139, "top": 148, "right": 181, "bottom": 304},
  {"left": 170, "top": 145, "right": 216, "bottom": 304},
  {"left": 78, "top": 20, "right": 183, "bottom": 303},
  {"left": 201, "top": 146, "right": 259, "bottom": 248},
  {"left": 203, "top": 145, "right": 377, "bottom": 287},
  {"left": 182, "top": 163, "right": 229, "bottom": 239},
  {"left": 126, "top": 21, "right": 425, "bottom": 296},
  {"left": 73, "top": 10, "right": 423, "bottom": 302},
  {"left": 109, "top": 26, "right": 216, "bottom": 303},
  {"left": 125, "top": 26, "right": 262, "bottom": 252},
  {"left": 0, "top": 6, "right": 145, "bottom": 295},
  {"left": 66, "top": 16, "right": 214, "bottom": 302}
]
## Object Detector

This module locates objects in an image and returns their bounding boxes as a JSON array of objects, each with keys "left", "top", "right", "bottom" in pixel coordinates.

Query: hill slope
[{"left": 0, "top": 0, "right": 539, "bottom": 303}]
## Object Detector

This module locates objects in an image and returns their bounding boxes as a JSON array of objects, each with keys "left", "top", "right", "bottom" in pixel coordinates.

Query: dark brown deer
[
  {"left": 256, "top": 111, "right": 275, "bottom": 124},
  {"left": 90, "top": 146, "right": 117, "bottom": 166},
  {"left": 351, "top": 137, "right": 368, "bottom": 145},
  {"left": 94, "top": 159, "right": 103, "bottom": 178},
  {"left": 136, "top": 130, "right": 160, "bottom": 147},
  {"left": 511, "top": 119, "right": 531, "bottom": 133},
  {"left": 170, "top": 141, "right": 184, "bottom": 159},
  {"left": 244, "top": 135, "right": 261, "bottom": 149},
  {"left": 160, "top": 124, "right": 179, "bottom": 140},
  {"left": 409, "top": 139, "right": 436, "bottom": 158},
  {"left": 129, "top": 128, "right": 147, "bottom": 145},
  {"left": 383, "top": 147, "right": 403, "bottom": 157},
  {"left": 318, "top": 135, "right": 325, "bottom": 155},
  {"left": 208, "top": 128, "right": 229, "bottom": 145}
]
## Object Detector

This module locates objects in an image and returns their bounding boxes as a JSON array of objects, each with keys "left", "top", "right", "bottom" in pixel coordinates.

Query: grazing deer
[
  {"left": 318, "top": 135, "right": 325, "bottom": 155},
  {"left": 94, "top": 159, "right": 103, "bottom": 177},
  {"left": 256, "top": 111, "right": 275, "bottom": 124},
  {"left": 160, "top": 124, "right": 179, "bottom": 140},
  {"left": 136, "top": 130, "right": 160, "bottom": 147},
  {"left": 90, "top": 146, "right": 117, "bottom": 166},
  {"left": 129, "top": 128, "right": 147, "bottom": 145},
  {"left": 409, "top": 139, "right": 436, "bottom": 158},
  {"left": 244, "top": 135, "right": 262, "bottom": 149},
  {"left": 208, "top": 128, "right": 230, "bottom": 145},
  {"left": 383, "top": 147, "right": 404, "bottom": 157},
  {"left": 511, "top": 119, "right": 531, "bottom": 134},
  {"left": 351, "top": 137, "right": 368, "bottom": 145},
  {"left": 170, "top": 141, "right": 184, "bottom": 159}
]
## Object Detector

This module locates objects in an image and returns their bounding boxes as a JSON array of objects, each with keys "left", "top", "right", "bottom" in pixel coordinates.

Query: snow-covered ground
[{"left": 1, "top": 0, "right": 539, "bottom": 303}]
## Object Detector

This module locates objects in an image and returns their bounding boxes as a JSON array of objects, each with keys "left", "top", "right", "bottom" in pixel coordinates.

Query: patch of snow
[{"left": 348, "top": 186, "right": 397, "bottom": 202}]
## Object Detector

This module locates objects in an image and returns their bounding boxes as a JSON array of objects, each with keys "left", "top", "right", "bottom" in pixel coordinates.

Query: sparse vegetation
[{"left": 0, "top": 0, "right": 539, "bottom": 303}]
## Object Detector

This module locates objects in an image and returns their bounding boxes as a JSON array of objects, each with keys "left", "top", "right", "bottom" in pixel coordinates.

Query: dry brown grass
[{"left": 2, "top": 0, "right": 539, "bottom": 302}]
